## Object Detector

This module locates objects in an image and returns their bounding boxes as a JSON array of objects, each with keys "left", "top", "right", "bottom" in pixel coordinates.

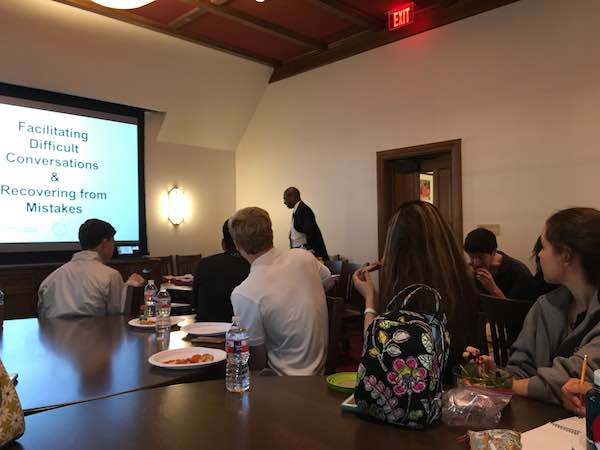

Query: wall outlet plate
[{"left": 478, "top": 224, "right": 501, "bottom": 236}]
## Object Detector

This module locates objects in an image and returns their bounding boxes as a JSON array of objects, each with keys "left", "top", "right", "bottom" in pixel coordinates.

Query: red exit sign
[{"left": 387, "top": 3, "right": 415, "bottom": 31}]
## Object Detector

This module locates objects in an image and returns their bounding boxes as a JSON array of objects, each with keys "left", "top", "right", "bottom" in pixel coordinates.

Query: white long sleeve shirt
[{"left": 38, "top": 250, "right": 129, "bottom": 319}]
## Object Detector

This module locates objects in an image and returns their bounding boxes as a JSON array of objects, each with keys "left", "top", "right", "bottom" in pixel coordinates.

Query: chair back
[
  {"left": 126, "top": 286, "right": 145, "bottom": 315},
  {"left": 478, "top": 294, "right": 533, "bottom": 367},
  {"left": 325, "top": 295, "right": 344, "bottom": 375},
  {"left": 175, "top": 254, "right": 202, "bottom": 276},
  {"left": 156, "top": 256, "right": 174, "bottom": 279},
  {"left": 324, "top": 260, "right": 344, "bottom": 297},
  {"left": 342, "top": 261, "right": 366, "bottom": 311}
]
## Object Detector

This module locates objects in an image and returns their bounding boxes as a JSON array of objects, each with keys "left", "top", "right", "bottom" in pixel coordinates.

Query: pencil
[{"left": 580, "top": 354, "right": 589, "bottom": 384}]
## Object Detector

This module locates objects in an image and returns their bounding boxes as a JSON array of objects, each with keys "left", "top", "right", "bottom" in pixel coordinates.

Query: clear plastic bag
[{"left": 442, "top": 386, "right": 512, "bottom": 430}]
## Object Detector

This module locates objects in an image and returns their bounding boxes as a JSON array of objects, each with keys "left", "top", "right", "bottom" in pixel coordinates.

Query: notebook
[{"left": 521, "top": 416, "right": 586, "bottom": 450}]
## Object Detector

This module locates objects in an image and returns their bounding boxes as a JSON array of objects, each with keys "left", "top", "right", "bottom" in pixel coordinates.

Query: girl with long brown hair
[{"left": 353, "top": 200, "right": 479, "bottom": 374}]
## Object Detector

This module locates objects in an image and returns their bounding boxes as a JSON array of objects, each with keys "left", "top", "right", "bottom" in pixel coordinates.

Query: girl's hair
[
  {"left": 545, "top": 207, "right": 600, "bottom": 288},
  {"left": 380, "top": 201, "right": 478, "bottom": 353}
]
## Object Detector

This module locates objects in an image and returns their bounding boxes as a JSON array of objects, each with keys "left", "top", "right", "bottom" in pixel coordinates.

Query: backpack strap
[{"left": 385, "top": 284, "right": 442, "bottom": 315}]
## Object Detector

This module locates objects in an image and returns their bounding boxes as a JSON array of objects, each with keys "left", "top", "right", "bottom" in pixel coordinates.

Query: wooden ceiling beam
[
  {"left": 271, "top": 0, "right": 520, "bottom": 82},
  {"left": 53, "top": 0, "right": 278, "bottom": 67},
  {"left": 180, "top": 0, "right": 327, "bottom": 50},
  {"left": 168, "top": 7, "right": 207, "bottom": 30},
  {"left": 303, "top": 0, "right": 384, "bottom": 31}
]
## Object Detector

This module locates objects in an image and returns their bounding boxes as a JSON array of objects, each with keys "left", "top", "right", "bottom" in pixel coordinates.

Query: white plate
[
  {"left": 148, "top": 347, "right": 226, "bottom": 370},
  {"left": 181, "top": 322, "right": 232, "bottom": 336},
  {"left": 128, "top": 316, "right": 186, "bottom": 329}
]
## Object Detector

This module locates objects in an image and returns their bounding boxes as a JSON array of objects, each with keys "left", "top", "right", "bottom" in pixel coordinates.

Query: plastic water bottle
[
  {"left": 143, "top": 280, "right": 158, "bottom": 318},
  {"left": 155, "top": 289, "right": 172, "bottom": 342},
  {"left": 586, "top": 369, "right": 600, "bottom": 450},
  {"left": 155, "top": 288, "right": 171, "bottom": 317},
  {"left": 225, "top": 316, "right": 250, "bottom": 392}
]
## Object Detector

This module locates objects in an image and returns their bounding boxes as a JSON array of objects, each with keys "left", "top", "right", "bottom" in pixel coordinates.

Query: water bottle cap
[
  {"left": 148, "top": 280, "right": 154, "bottom": 284},
  {"left": 232, "top": 315, "right": 240, "bottom": 324},
  {"left": 594, "top": 369, "right": 600, "bottom": 387}
]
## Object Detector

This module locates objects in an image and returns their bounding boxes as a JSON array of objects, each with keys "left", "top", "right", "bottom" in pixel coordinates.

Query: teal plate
[{"left": 326, "top": 372, "right": 357, "bottom": 394}]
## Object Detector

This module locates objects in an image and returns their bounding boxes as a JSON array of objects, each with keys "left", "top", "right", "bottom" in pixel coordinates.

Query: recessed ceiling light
[
  {"left": 90, "top": 0, "right": 156, "bottom": 9},
  {"left": 256, "top": 0, "right": 265, "bottom": 3}
]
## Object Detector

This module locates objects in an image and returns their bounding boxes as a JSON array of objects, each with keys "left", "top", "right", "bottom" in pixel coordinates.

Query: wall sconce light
[
  {"left": 91, "top": 0, "right": 156, "bottom": 9},
  {"left": 168, "top": 187, "right": 186, "bottom": 226}
]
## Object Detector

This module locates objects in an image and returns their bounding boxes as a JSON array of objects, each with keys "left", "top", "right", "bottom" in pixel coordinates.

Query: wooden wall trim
[{"left": 376, "top": 139, "right": 462, "bottom": 257}]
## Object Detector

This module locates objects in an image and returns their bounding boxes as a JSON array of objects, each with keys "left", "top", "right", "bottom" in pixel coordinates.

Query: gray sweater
[{"left": 506, "top": 286, "right": 600, "bottom": 405}]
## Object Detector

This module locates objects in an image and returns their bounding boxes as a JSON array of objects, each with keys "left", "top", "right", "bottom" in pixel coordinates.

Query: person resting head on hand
[{"left": 463, "top": 207, "right": 600, "bottom": 407}]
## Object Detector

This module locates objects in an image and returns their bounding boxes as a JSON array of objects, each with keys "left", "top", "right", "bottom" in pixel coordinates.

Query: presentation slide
[{"left": 0, "top": 100, "right": 140, "bottom": 246}]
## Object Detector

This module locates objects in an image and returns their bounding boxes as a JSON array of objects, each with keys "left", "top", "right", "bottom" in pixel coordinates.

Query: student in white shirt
[
  {"left": 38, "top": 219, "right": 144, "bottom": 319},
  {"left": 229, "top": 207, "right": 333, "bottom": 375}
]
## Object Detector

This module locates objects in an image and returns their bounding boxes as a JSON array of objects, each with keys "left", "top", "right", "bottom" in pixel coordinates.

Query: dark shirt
[
  {"left": 290, "top": 201, "right": 329, "bottom": 260},
  {"left": 491, "top": 251, "right": 533, "bottom": 299},
  {"left": 192, "top": 252, "right": 250, "bottom": 322},
  {"left": 509, "top": 271, "right": 560, "bottom": 302}
]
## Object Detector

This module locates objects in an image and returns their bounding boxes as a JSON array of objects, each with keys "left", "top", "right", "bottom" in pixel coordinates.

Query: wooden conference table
[
  {"left": 0, "top": 315, "right": 224, "bottom": 413},
  {"left": 8, "top": 376, "right": 570, "bottom": 450}
]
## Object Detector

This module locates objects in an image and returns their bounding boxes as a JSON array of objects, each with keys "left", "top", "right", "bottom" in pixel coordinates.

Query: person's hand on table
[
  {"left": 127, "top": 273, "right": 145, "bottom": 287},
  {"left": 475, "top": 269, "right": 505, "bottom": 298},
  {"left": 562, "top": 378, "right": 593, "bottom": 415}
]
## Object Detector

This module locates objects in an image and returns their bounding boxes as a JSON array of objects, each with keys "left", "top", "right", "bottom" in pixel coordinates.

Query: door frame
[{"left": 376, "top": 139, "right": 463, "bottom": 257}]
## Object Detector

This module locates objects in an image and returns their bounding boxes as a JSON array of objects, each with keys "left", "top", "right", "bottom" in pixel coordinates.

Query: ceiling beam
[
  {"left": 180, "top": 0, "right": 327, "bottom": 50},
  {"left": 302, "top": 0, "right": 384, "bottom": 31},
  {"left": 271, "top": 0, "right": 520, "bottom": 82},
  {"left": 168, "top": 7, "right": 207, "bottom": 30},
  {"left": 53, "top": 0, "right": 278, "bottom": 67}
]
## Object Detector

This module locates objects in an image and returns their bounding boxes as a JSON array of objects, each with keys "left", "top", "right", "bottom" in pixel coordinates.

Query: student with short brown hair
[{"left": 229, "top": 207, "right": 333, "bottom": 375}]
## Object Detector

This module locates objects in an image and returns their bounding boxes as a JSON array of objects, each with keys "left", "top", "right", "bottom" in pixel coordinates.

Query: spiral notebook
[{"left": 521, "top": 416, "right": 585, "bottom": 450}]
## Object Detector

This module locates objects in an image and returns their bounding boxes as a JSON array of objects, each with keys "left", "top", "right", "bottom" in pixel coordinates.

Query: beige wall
[
  {"left": 236, "top": 0, "right": 600, "bottom": 266},
  {"left": 145, "top": 113, "right": 235, "bottom": 257},
  {"left": 0, "top": 0, "right": 271, "bottom": 257}
]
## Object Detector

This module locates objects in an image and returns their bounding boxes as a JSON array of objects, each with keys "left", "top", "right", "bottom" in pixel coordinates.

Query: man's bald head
[{"left": 283, "top": 187, "right": 301, "bottom": 209}]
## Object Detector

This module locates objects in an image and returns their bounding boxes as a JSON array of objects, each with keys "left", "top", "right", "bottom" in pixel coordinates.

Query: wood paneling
[
  {"left": 377, "top": 139, "right": 462, "bottom": 257},
  {"left": 0, "top": 258, "right": 161, "bottom": 319}
]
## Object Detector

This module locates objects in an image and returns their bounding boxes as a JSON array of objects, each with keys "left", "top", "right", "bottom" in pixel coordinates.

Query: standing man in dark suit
[{"left": 283, "top": 187, "right": 329, "bottom": 260}]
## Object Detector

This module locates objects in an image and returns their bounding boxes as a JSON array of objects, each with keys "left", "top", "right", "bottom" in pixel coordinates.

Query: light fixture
[
  {"left": 168, "top": 187, "right": 186, "bottom": 226},
  {"left": 90, "top": 0, "right": 157, "bottom": 9}
]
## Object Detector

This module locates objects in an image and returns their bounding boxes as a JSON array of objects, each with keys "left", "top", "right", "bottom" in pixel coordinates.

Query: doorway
[{"left": 376, "top": 139, "right": 463, "bottom": 257}]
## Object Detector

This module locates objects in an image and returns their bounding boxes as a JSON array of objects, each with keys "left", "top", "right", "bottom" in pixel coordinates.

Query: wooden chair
[
  {"left": 126, "top": 286, "right": 145, "bottom": 315},
  {"left": 325, "top": 296, "right": 345, "bottom": 375},
  {"left": 156, "top": 256, "right": 174, "bottom": 279},
  {"left": 477, "top": 294, "right": 533, "bottom": 367},
  {"left": 324, "top": 260, "right": 343, "bottom": 297},
  {"left": 174, "top": 254, "right": 202, "bottom": 276}
]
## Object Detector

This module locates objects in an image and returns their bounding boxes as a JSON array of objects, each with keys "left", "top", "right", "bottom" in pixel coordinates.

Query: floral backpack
[
  {"left": 0, "top": 359, "right": 24, "bottom": 447},
  {"left": 354, "top": 284, "right": 449, "bottom": 429}
]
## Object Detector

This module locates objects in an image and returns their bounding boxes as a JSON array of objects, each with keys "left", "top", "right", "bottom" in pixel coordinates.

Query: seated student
[
  {"left": 464, "top": 207, "right": 600, "bottom": 406},
  {"left": 38, "top": 219, "right": 144, "bottom": 319},
  {"left": 510, "top": 236, "right": 560, "bottom": 301},
  {"left": 229, "top": 207, "right": 333, "bottom": 376},
  {"left": 464, "top": 227, "right": 532, "bottom": 299},
  {"left": 353, "top": 201, "right": 479, "bottom": 378},
  {"left": 193, "top": 220, "right": 250, "bottom": 322}
]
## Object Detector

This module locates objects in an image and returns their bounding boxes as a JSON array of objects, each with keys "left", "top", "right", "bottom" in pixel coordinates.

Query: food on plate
[
  {"left": 164, "top": 353, "right": 214, "bottom": 365},
  {"left": 138, "top": 318, "right": 155, "bottom": 325}
]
